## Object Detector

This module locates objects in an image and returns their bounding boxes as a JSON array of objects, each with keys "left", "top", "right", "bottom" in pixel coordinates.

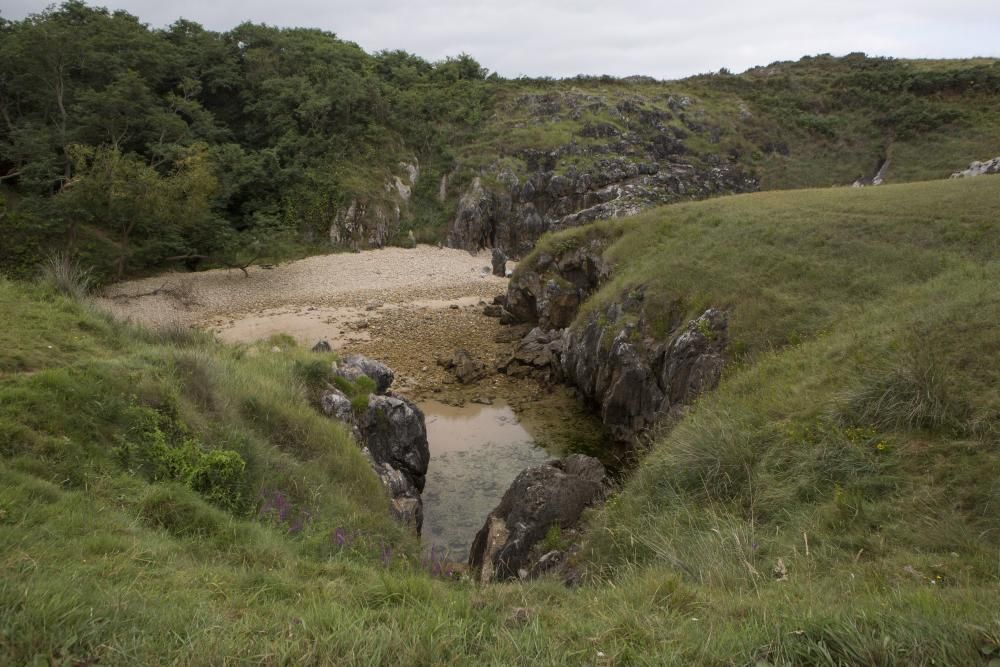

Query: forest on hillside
[
  {"left": 0, "top": 1, "right": 493, "bottom": 278},
  {"left": 2, "top": 1, "right": 999, "bottom": 281}
]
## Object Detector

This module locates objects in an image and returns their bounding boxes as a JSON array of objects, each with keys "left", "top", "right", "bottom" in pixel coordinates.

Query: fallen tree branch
[{"left": 163, "top": 254, "right": 260, "bottom": 277}]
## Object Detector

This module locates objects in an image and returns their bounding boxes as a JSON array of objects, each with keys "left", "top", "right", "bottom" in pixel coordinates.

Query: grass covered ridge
[{"left": 2, "top": 176, "right": 999, "bottom": 664}]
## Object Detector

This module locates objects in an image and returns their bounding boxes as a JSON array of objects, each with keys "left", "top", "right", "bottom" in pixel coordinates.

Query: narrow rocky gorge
[{"left": 500, "top": 237, "right": 730, "bottom": 442}]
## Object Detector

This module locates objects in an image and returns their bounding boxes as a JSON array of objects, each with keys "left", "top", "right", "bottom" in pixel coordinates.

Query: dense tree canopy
[{"left": 0, "top": 1, "right": 491, "bottom": 279}]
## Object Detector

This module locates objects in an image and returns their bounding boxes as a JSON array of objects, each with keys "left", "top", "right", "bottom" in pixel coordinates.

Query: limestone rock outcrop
[
  {"left": 468, "top": 454, "right": 607, "bottom": 582},
  {"left": 505, "top": 240, "right": 729, "bottom": 441},
  {"left": 328, "top": 160, "right": 420, "bottom": 250},
  {"left": 506, "top": 238, "right": 611, "bottom": 327},
  {"left": 320, "top": 355, "right": 429, "bottom": 533},
  {"left": 951, "top": 156, "right": 1000, "bottom": 178},
  {"left": 437, "top": 348, "right": 487, "bottom": 384},
  {"left": 446, "top": 90, "right": 757, "bottom": 256},
  {"left": 334, "top": 354, "right": 395, "bottom": 394},
  {"left": 358, "top": 395, "right": 430, "bottom": 495},
  {"left": 560, "top": 304, "right": 728, "bottom": 441}
]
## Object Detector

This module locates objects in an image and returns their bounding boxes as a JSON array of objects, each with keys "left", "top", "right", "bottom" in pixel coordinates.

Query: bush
[
  {"left": 116, "top": 403, "right": 248, "bottom": 511},
  {"left": 332, "top": 374, "right": 376, "bottom": 412}
]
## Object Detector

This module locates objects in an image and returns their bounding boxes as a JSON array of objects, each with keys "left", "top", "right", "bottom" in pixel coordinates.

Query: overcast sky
[{"left": 3, "top": 1, "right": 997, "bottom": 79}]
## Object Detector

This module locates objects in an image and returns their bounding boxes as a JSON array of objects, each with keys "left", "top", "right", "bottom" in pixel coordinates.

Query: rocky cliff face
[
  {"left": 560, "top": 303, "right": 728, "bottom": 441},
  {"left": 328, "top": 160, "right": 420, "bottom": 250},
  {"left": 506, "top": 236, "right": 613, "bottom": 328},
  {"left": 503, "top": 240, "right": 728, "bottom": 441},
  {"left": 447, "top": 91, "right": 758, "bottom": 256}
]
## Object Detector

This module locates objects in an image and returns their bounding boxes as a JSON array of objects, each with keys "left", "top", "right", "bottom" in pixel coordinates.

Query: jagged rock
[
  {"left": 483, "top": 304, "right": 503, "bottom": 317},
  {"left": 437, "top": 349, "right": 487, "bottom": 384},
  {"left": 311, "top": 340, "right": 332, "bottom": 353},
  {"left": 320, "top": 388, "right": 356, "bottom": 426},
  {"left": 328, "top": 160, "right": 418, "bottom": 250},
  {"left": 321, "top": 359, "right": 428, "bottom": 534},
  {"left": 506, "top": 239, "right": 611, "bottom": 325},
  {"left": 334, "top": 354, "right": 394, "bottom": 394},
  {"left": 659, "top": 308, "right": 728, "bottom": 410},
  {"left": 538, "top": 279, "right": 581, "bottom": 329},
  {"left": 468, "top": 454, "right": 607, "bottom": 583},
  {"left": 491, "top": 247, "right": 508, "bottom": 277},
  {"left": 445, "top": 117, "right": 758, "bottom": 256},
  {"left": 561, "top": 304, "right": 728, "bottom": 440},
  {"left": 530, "top": 550, "right": 564, "bottom": 577},
  {"left": 951, "top": 156, "right": 1000, "bottom": 178},
  {"left": 364, "top": 450, "right": 423, "bottom": 532},
  {"left": 360, "top": 395, "right": 430, "bottom": 493},
  {"left": 499, "top": 327, "right": 563, "bottom": 380}
]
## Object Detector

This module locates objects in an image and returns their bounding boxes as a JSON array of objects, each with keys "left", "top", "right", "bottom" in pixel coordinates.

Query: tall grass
[
  {"left": 38, "top": 251, "right": 94, "bottom": 300},
  {"left": 2, "top": 176, "right": 999, "bottom": 663}
]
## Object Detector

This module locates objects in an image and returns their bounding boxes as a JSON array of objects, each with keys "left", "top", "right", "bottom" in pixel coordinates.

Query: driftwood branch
[
  {"left": 108, "top": 281, "right": 199, "bottom": 306},
  {"left": 163, "top": 254, "right": 260, "bottom": 277}
]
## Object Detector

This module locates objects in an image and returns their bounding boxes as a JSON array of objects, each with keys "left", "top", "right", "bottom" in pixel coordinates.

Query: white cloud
[{"left": 3, "top": 0, "right": 998, "bottom": 79}]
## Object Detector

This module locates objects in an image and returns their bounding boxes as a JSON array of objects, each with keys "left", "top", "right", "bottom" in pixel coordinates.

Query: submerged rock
[{"left": 469, "top": 454, "right": 607, "bottom": 583}]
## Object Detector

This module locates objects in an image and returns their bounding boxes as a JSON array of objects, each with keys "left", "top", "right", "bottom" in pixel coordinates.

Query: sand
[{"left": 97, "top": 245, "right": 510, "bottom": 348}]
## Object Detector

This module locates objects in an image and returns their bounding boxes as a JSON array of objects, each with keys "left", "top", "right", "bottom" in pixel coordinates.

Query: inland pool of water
[{"left": 419, "top": 399, "right": 553, "bottom": 560}]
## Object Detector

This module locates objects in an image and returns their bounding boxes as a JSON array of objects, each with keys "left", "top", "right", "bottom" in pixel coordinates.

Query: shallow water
[{"left": 419, "top": 400, "right": 552, "bottom": 560}]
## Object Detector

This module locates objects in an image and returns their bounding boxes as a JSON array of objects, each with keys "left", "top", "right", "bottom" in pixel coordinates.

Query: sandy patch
[{"left": 97, "top": 245, "right": 509, "bottom": 339}]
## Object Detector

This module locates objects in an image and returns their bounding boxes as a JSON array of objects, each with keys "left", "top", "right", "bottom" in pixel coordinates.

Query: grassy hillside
[
  {"left": 450, "top": 55, "right": 1000, "bottom": 192},
  {"left": 2, "top": 177, "right": 999, "bottom": 664}
]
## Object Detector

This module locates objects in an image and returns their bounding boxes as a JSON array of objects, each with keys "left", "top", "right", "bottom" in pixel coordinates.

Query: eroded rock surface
[
  {"left": 951, "top": 156, "right": 1000, "bottom": 178},
  {"left": 437, "top": 348, "right": 487, "bottom": 384},
  {"left": 506, "top": 240, "right": 729, "bottom": 441},
  {"left": 359, "top": 395, "right": 430, "bottom": 495},
  {"left": 328, "top": 160, "right": 420, "bottom": 250},
  {"left": 469, "top": 454, "right": 607, "bottom": 582},
  {"left": 507, "top": 238, "right": 611, "bottom": 327},
  {"left": 320, "top": 355, "right": 429, "bottom": 533},
  {"left": 561, "top": 304, "right": 728, "bottom": 441},
  {"left": 446, "top": 91, "right": 758, "bottom": 256},
  {"left": 334, "top": 354, "right": 395, "bottom": 394},
  {"left": 491, "top": 247, "right": 508, "bottom": 277}
]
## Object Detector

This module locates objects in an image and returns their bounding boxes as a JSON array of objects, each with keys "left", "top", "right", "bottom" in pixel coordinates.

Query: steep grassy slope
[{"left": 2, "top": 177, "right": 999, "bottom": 665}]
